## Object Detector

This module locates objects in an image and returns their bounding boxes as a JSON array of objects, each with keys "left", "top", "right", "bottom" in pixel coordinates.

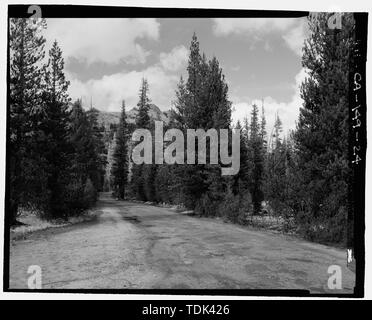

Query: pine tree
[
  {"left": 208, "top": 56, "right": 232, "bottom": 129},
  {"left": 265, "top": 114, "right": 289, "bottom": 217},
  {"left": 68, "top": 99, "right": 99, "bottom": 211},
  {"left": 111, "top": 101, "right": 129, "bottom": 199},
  {"left": 202, "top": 56, "right": 232, "bottom": 212},
  {"left": 171, "top": 34, "right": 233, "bottom": 213},
  {"left": 293, "top": 13, "right": 355, "bottom": 243},
  {"left": 232, "top": 121, "right": 250, "bottom": 195},
  {"left": 103, "top": 130, "right": 116, "bottom": 192},
  {"left": 86, "top": 106, "right": 106, "bottom": 192},
  {"left": 186, "top": 33, "right": 202, "bottom": 128},
  {"left": 171, "top": 76, "right": 188, "bottom": 130},
  {"left": 171, "top": 72, "right": 201, "bottom": 208},
  {"left": 69, "top": 99, "right": 90, "bottom": 181},
  {"left": 182, "top": 35, "right": 206, "bottom": 210},
  {"left": 248, "top": 104, "right": 265, "bottom": 215},
  {"left": 8, "top": 18, "right": 47, "bottom": 223},
  {"left": 243, "top": 116, "right": 250, "bottom": 140},
  {"left": 136, "top": 78, "right": 151, "bottom": 129},
  {"left": 43, "top": 40, "right": 70, "bottom": 105},
  {"left": 261, "top": 102, "right": 267, "bottom": 149},
  {"left": 272, "top": 112, "right": 283, "bottom": 150},
  {"left": 131, "top": 78, "right": 152, "bottom": 200},
  {"left": 41, "top": 40, "right": 71, "bottom": 217}
]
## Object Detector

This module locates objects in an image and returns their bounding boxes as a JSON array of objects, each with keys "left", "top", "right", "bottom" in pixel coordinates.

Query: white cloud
[
  {"left": 67, "top": 66, "right": 178, "bottom": 112},
  {"left": 212, "top": 18, "right": 308, "bottom": 56},
  {"left": 232, "top": 68, "right": 308, "bottom": 135},
  {"left": 282, "top": 21, "right": 308, "bottom": 56},
  {"left": 213, "top": 18, "right": 297, "bottom": 35},
  {"left": 44, "top": 18, "right": 160, "bottom": 65},
  {"left": 264, "top": 41, "right": 272, "bottom": 52},
  {"left": 66, "top": 45, "right": 189, "bottom": 112},
  {"left": 159, "top": 45, "right": 188, "bottom": 71}
]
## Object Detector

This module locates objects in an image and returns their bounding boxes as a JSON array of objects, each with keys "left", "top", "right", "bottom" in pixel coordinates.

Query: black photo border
[{"left": 4, "top": 5, "right": 368, "bottom": 298}]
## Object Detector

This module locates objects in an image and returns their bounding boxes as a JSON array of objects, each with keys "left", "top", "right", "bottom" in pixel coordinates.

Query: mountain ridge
[{"left": 97, "top": 104, "right": 171, "bottom": 129}]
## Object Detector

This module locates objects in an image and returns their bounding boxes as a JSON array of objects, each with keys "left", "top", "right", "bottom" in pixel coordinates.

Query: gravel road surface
[{"left": 9, "top": 193, "right": 355, "bottom": 293}]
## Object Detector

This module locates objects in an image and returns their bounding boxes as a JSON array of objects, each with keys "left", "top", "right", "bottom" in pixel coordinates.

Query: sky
[{"left": 44, "top": 17, "right": 309, "bottom": 134}]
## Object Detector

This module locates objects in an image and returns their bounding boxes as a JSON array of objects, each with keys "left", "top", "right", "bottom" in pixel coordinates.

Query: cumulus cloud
[
  {"left": 44, "top": 18, "right": 160, "bottom": 65},
  {"left": 159, "top": 45, "right": 188, "bottom": 71},
  {"left": 232, "top": 68, "right": 308, "bottom": 135},
  {"left": 66, "top": 45, "right": 189, "bottom": 111},
  {"left": 212, "top": 18, "right": 308, "bottom": 56},
  {"left": 67, "top": 66, "right": 179, "bottom": 112}
]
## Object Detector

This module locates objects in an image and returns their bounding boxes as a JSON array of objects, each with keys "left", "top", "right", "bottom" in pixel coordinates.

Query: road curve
[{"left": 9, "top": 193, "right": 355, "bottom": 293}]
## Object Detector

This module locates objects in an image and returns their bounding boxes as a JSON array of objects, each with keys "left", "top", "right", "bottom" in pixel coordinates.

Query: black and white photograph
[{"left": 2, "top": 3, "right": 368, "bottom": 300}]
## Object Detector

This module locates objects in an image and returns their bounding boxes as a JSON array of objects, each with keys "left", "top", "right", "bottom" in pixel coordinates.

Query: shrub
[
  {"left": 64, "top": 177, "right": 97, "bottom": 215},
  {"left": 154, "top": 165, "right": 171, "bottom": 203},
  {"left": 83, "top": 178, "right": 97, "bottom": 208},
  {"left": 195, "top": 193, "right": 218, "bottom": 217},
  {"left": 217, "top": 188, "right": 251, "bottom": 223},
  {"left": 64, "top": 178, "right": 84, "bottom": 214},
  {"left": 20, "top": 155, "right": 50, "bottom": 216}
]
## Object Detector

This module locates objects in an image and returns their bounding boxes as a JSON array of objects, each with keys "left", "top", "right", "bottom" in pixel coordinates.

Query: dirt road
[{"left": 9, "top": 193, "right": 355, "bottom": 293}]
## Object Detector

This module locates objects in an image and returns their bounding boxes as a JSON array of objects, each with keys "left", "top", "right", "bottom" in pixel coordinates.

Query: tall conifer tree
[
  {"left": 9, "top": 18, "right": 47, "bottom": 223},
  {"left": 248, "top": 104, "right": 265, "bottom": 215},
  {"left": 42, "top": 40, "right": 71, "bottom": 217},
  {"left": 131, "top": 78, "right": 152, "bottom": 200},
  {"left": 111, "top": 101, "right": 129, "bottom": 199},
  {"left": 293, "top": 13, "right": 355, "bottom": 243}
]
